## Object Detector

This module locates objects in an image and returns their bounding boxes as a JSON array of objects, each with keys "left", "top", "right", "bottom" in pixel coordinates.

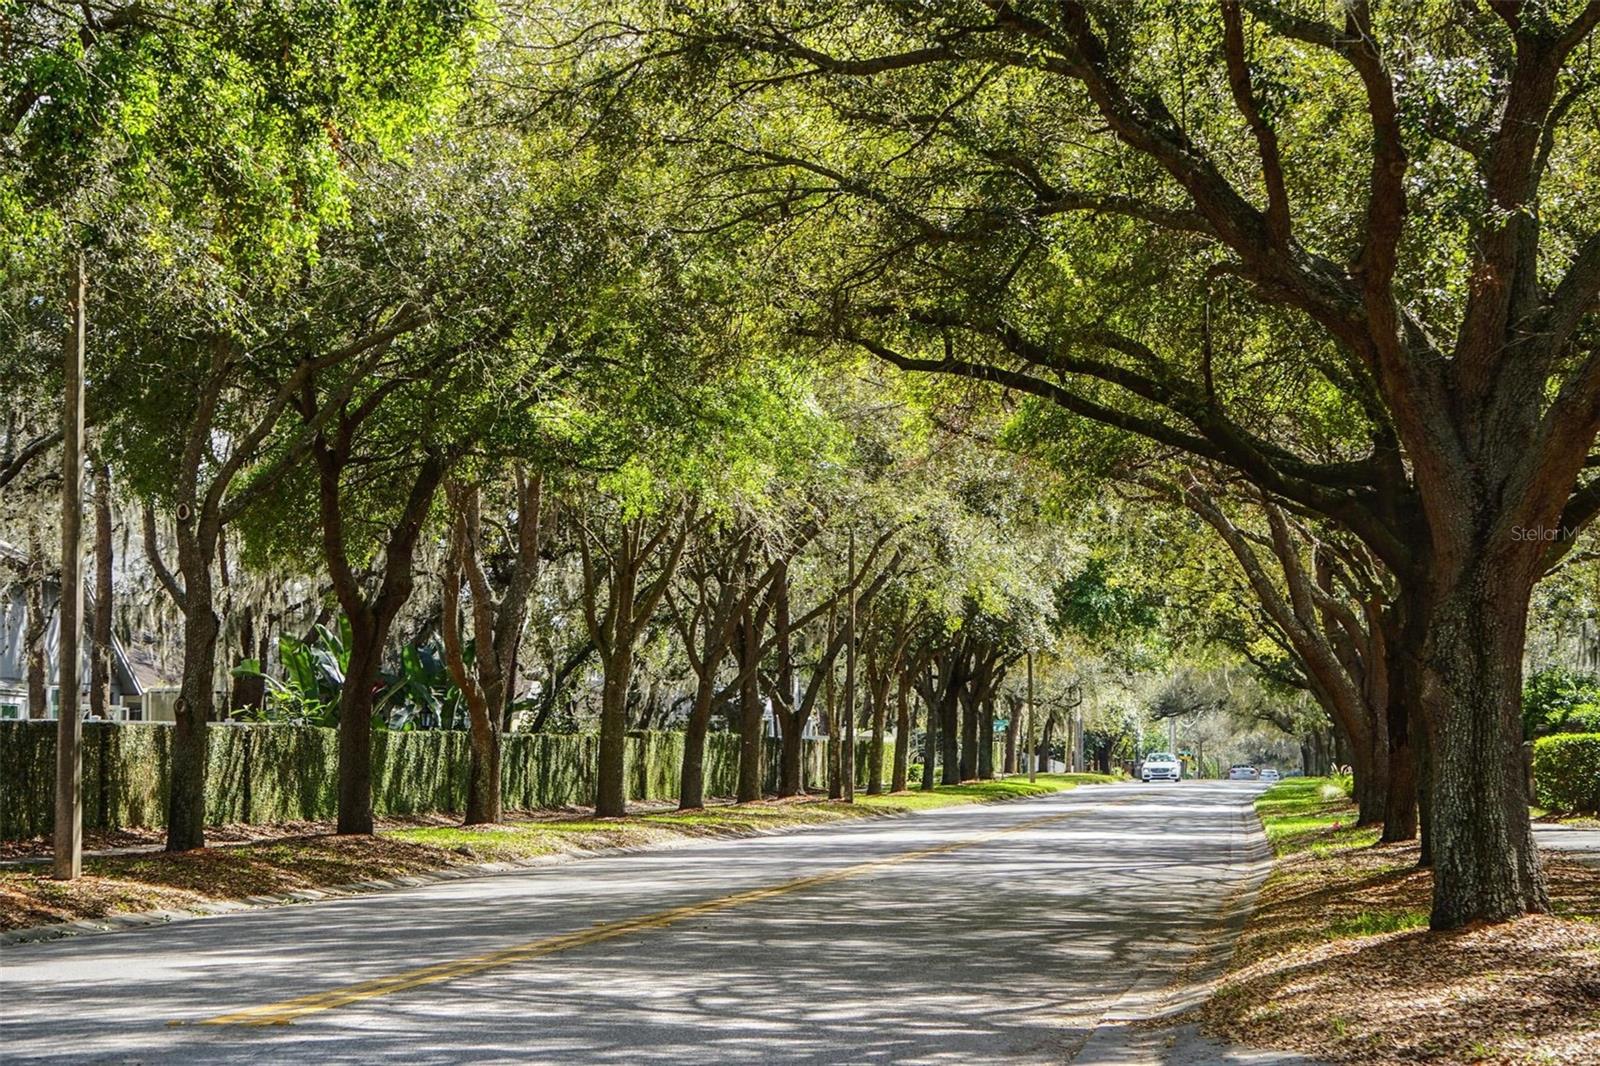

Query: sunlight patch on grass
[
  {"left": 856, "top": 773, "right": 1120, "bottom": 811},
  {"left": 1255, "top": 777, "right": 1375, "bottom": 857},
  {"left": 1326, "top": 909, "right": 1429, "bottom": 939}
]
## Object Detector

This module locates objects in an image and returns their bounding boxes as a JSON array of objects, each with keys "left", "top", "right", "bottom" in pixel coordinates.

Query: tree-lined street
[{"left": 5, "top": 2, "right": 1599, "bottom": 1060}]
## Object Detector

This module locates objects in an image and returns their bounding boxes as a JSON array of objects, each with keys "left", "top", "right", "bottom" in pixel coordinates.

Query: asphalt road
[{"left": 1, "top": 781, "right": 1274, "bottom": 1065}]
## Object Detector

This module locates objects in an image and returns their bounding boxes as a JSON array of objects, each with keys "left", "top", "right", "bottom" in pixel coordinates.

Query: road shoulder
[{"left": 1200, "top": 778, "right": 1600, "bottom": 1064}]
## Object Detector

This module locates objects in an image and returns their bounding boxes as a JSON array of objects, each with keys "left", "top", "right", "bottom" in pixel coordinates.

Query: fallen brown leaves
[
  {"left": 0, "top": 833, "right": 466, "bottom": 931},
  {"left": 1205, "top": 840, "right": 1600, "bottom": 1064}
]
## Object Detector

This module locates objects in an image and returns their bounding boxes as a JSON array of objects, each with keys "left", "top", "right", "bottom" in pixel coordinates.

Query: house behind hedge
[{"left": 0, "top": 540, "right": 151, "bottom": 722}]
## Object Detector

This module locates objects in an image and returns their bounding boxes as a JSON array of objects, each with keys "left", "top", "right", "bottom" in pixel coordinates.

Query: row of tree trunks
[
  {"left": 668, "top": 533, "right": 754, "bottom": 811},
  {"left": 440, "top": 472, "right": 543, "bottom": 827},
  {"left": 764, "top": 538, "right": 903, "bottom": 801},
  {"left": 691, "top": 4, "right": 1598, "bottom": 930},
  {"left": 1183, "top": 483, "right": 1407, "bottom": 837},
  {"left": 977, "top": 696, "right": 994, "bottom": 780},
  {"left": 155, "top": 327, "right": 411, "bottom": 852},
  {"left": 1188, "top": 477, "right": 1547, "bottom": 925}
]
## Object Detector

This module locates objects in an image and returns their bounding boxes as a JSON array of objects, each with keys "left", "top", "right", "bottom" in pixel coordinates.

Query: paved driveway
[{"left": 1534, "top": 822, "right": 1600, "bottom": 868}]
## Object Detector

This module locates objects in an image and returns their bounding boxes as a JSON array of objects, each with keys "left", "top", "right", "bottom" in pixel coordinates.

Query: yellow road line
[{"left": 198, "top": 795, "right": 1135, "bottom": 1027}]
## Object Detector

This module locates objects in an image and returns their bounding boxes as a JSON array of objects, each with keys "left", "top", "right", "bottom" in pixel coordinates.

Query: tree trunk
[
  {"left": 1420, "top": 574, "right": 1547, "bottom": 928},
  {"left": 1379, "top": 625, "right": 1421, "bottom": 844},
  {"left": 826, "top": 690, "right": 842, "bottom": 801},
  {"left": 778, "top": 710, "right": 805, "bottom": 798},
  {"left": 229, "top": 606, "right": 264, "bottom": 714},
  {"left": 89, "top": 462, "right": 112, "bottom": 720},
  {"left": 322, "top": 451, "right": 447, "bottom": 835},
  {"left": 1304, "top": 725, "right": 1332, "bottom": 776},
  {"left": 959, "top": 689, "right": 978, "bottom": 781},
  {"left": 167, "top": 562, "right": 216, "bottom": 851},
  {"left": 1383, "top": 724, "right": 1419, "bottom": 844},
  {"left": 1332, "top": 717, "right": 1390, "bottom": 822},
  {"left": 595, "top": 644, "right": 632, "bottom": 817},
  {"left": 1004, "top": 698, "right": 1020, "bottom": 774},
  {"left": 1418, "top": 718, "right": 1434, "bottom": 868},
  {"left": 1350, "top": 730, "right": 1389, "bottom": 827},
  {"left": 1384, "top": 593, "right": 1431, "bottom": 854},
  {"left": 921, "top": 686, "right": 937, "bottom": 791},
  {"left": 55, "top": 257, "right": 86, "bottom": 880},
  {"left": 735, "top": 615, "right": 764, "bottom": 803},
  {"left": 978, "top": 696, "right": 995, "bottom": 780},
  {"left": 679, "top": 676, "right": 714, "bottom": 810},
  {"left": 866, "top": 679, "right": 887, "bottom": 795},
  {"left": 891, "top": 676, "right": 910, "bottom": 792},
  {"left": 466, "top": 713, "right": 502, "bottom": 825},
  {"left": 939, "top": 687, "right": 959, "bottom": 785},
  {"left": 336, "top": 620, "right": 383, "bottom": 835},
  {"left": 25, "top": 564, "right": 47, "bottom": 720}
]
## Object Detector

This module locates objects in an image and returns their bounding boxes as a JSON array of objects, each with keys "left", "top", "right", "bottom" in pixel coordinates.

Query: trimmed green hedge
[
  {"left": 0, "top": 723, "right": 866, "bottom": 839},
  {"left": 1534, "top": 732, "right": 1600, "bottom": 814}
]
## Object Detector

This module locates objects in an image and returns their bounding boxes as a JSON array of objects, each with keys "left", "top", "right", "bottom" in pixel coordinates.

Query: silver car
[{"left": 1228, "top": 765, "right": 1259, "bottom": 780}]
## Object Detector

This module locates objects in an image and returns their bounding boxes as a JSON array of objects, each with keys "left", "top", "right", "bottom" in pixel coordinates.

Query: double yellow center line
[{"left": 199, "top": 797, "right": 1129, "bottom": 1026}]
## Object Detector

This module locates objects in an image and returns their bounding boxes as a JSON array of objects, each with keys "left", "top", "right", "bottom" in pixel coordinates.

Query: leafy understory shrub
[{"left": 1533, "top": 733, "right": 1600, "bottom": 814}]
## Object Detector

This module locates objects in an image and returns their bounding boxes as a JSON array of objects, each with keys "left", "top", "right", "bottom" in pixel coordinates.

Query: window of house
[{"left": 0, "top": 701, "right": 21, "bottom": 720}]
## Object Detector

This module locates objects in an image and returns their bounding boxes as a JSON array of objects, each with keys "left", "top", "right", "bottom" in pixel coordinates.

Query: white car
[
  {"left": 1228, "top": 765, "right": 1259, "bottom": 780},
  {"left": 1260, "top": 768, "right": 1280, "bottom": 782},
  {"left": 1141, "top": 752, "right": 1181, "bottom": 783}
]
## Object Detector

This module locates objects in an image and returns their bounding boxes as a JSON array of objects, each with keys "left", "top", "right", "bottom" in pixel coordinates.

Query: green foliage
[
  {"left": 1054, "top": 558, "right": 1159, "bottom": 643},
  {"left": 856, "top": 772, "right": 1117, "bottom": 810},
  {"left": 231, "top": 623, "right": 348, "bottom": 725},
  {"left": 1523, "top": 666, "right": 1600, "bottom": 740},
  {"left": 8, "top": 1, "right": 482, "bottom": 256},
  {"left": 1533, "top": 734, "right": 1600, "bottom": 814},
  {"left": 1255, "top": 777, "right": 1378, "bottom": 856},
  {"left": 232, "top": 622, "right": 466, "bottom": 730}
]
